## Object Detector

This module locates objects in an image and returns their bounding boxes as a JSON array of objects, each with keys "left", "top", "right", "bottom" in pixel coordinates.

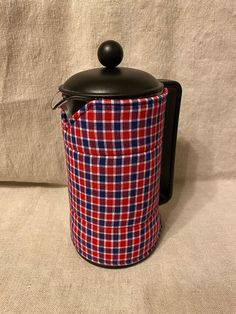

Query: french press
[{"left": 53, "top": 40, "right": 182, "bottom": 267}]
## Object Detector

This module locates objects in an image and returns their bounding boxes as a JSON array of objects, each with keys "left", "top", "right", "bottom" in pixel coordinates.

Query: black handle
[{"left": 159, "top": 80, "right": 182, "bottom": 205}]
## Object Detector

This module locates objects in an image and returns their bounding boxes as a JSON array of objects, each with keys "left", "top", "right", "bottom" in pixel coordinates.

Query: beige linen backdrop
[{"left": 0, "top": 0, "right": 235, "bottom": 184}]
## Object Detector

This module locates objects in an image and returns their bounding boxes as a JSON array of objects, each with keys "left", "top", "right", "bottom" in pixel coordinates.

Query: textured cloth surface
[
  {"left": 0, "top": 180, "right": 235, "bottom": 313},
  {"left": 0, "top": 1, "right": 236, "bottom": 184},
  {"left": 61, "top": 92, "right": 167, "bottom": 266}
]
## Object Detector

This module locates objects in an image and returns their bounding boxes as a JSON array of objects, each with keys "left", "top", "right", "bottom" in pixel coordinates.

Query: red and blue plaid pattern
[{"left": 60, "top": 88, "right": 168, "bottom": 267}]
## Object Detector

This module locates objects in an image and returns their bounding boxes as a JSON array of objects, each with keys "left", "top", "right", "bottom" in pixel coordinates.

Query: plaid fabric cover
[{"left": 60, "top": 88, "right": 168, "bottom": 267}]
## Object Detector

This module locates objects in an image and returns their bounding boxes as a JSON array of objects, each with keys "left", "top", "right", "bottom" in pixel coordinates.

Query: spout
[
  {"left": 51, "top": 91, "right": 93, "bottom": 119},
  {"left": 51, "top": 91, "right": 67, "bottom": 110}
]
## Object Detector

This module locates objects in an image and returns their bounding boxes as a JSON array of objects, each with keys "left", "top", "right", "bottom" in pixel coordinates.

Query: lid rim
[{"left": 59, "top": 84, "right": 164, "bottom": 99}]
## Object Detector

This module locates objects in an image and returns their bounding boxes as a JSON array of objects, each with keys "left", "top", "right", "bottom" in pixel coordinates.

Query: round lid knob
[{"left": 97, "top": 40, "right": 123, "bottom": 68}]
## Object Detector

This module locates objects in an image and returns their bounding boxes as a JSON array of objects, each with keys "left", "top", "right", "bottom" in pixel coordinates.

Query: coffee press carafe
[{"left": 52, "top": 40, "right": 182, "bottom": 267}]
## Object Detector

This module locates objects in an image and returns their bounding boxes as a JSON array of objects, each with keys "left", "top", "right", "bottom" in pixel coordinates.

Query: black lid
[{"left": 59, "top": 40, "right": 163, "bottom": 99}]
